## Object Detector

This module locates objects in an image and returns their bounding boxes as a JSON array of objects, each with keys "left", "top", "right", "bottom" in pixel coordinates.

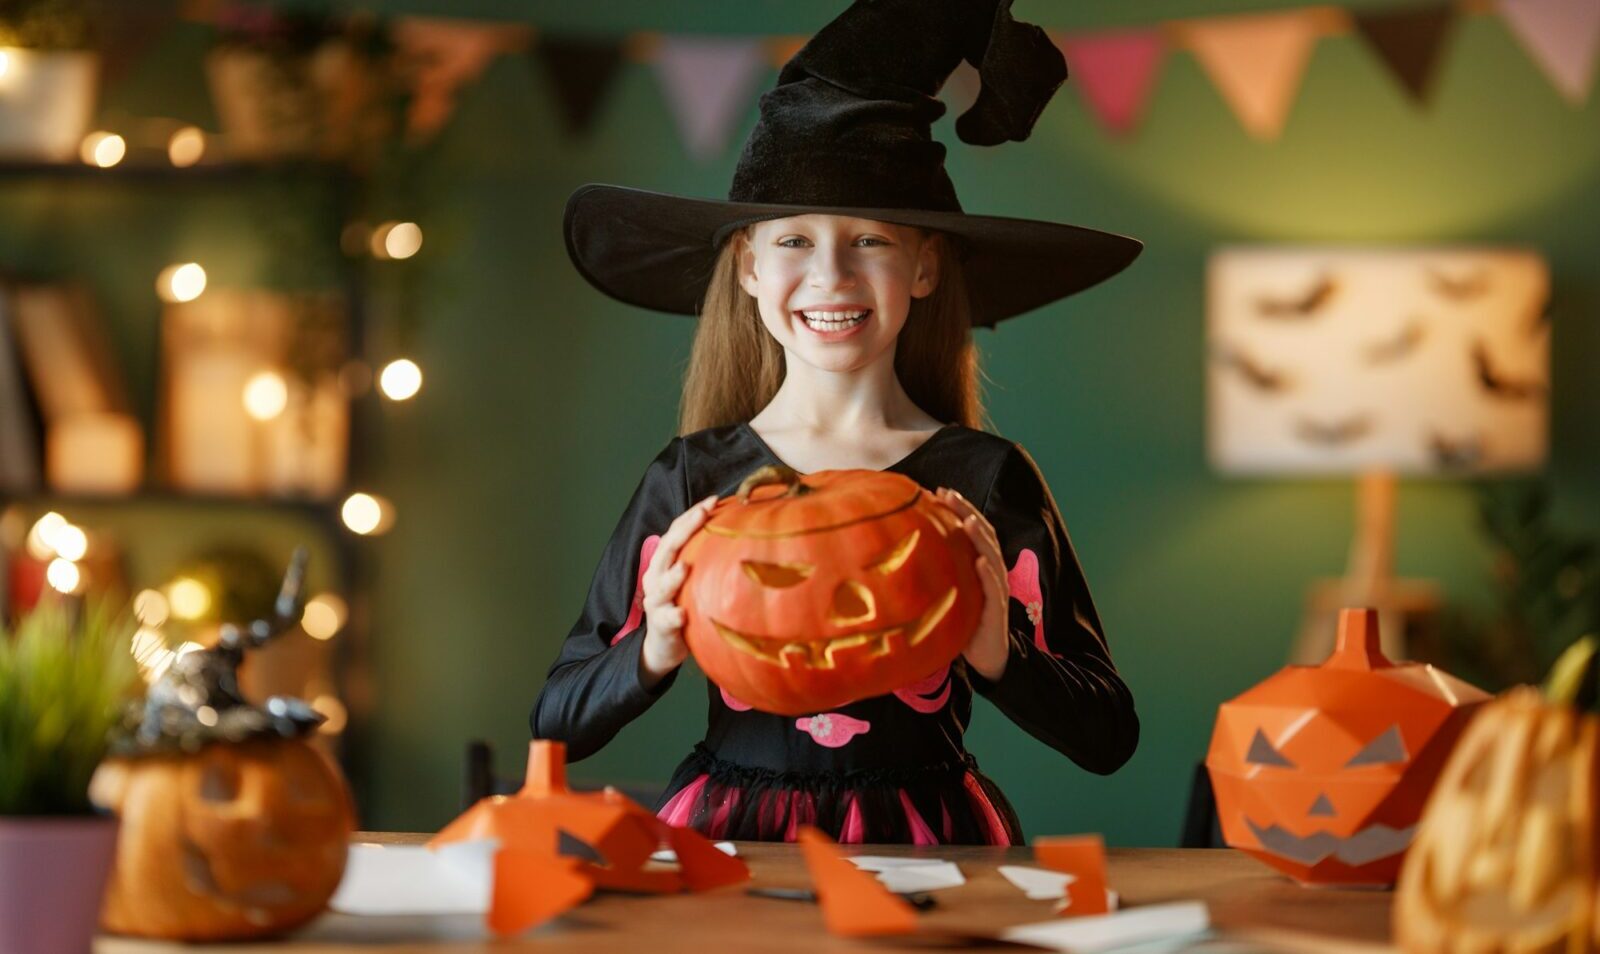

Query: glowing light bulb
[
  {"left": 134, "top": 589, "right": 170, "bottom": 627},
  {"left": 25, "top": 512, "right": 66, "bottom": 560},
  {"left": 51, "top": 523, "right": 87, "bottom": 561},
  {"left": 384, "top": 222, "right": 423, "bottom": 260},
  {"left": 301, "top": 593, "right": 347, "bottom": 640},
  {"left": 341, "top": 492, "right": 392, "bottom": 535},
  {"left": 0, "top": 50, "right": 11, "bottom": 81},
  {"left": 80, "top": 131, "right": 126, "bottom": 168},
  {"left": 168, "top": 126, "right": 205, "bottom": 167},
  {"left": 168, "top": 577, "right": 211, "bottom": 620},
  {"left": 46, "top": 558, "right": 81, "bottom": 593},
  {"left": 379, "top": 359, "right": 422, "bottom": 401},
  {"left": 157, "top": 263, "right": 207, "bottom": 303},
  {"left": 242, "top": 370, "right": 289, "bottom": 420}
]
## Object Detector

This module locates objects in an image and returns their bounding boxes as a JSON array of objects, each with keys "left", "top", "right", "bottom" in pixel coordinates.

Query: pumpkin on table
[
  {"left": 1207, "top": 608, "right": 1488, "bottom": 886},
  {"left": 677, "top": 465, "right": 984, "bottom": 716}
]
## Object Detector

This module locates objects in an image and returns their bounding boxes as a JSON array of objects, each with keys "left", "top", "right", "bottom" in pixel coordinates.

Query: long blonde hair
[{"left": 679, "top": 229, "right": 982, "bottom": 434}]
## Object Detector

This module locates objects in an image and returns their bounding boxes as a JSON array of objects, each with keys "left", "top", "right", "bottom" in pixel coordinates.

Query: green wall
[{"left": 38, "top": 1, "right": 1600, "bottom": 844}]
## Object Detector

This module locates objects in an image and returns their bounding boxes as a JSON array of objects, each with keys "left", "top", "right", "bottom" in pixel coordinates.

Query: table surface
[{"left": 96, "top": 833, "right": 1395, "bottom": 953}]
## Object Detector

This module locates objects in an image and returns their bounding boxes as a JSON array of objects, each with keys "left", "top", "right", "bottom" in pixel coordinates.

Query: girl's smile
[{"left": 795, "top": 304, "right": 873, "bottom": 340}]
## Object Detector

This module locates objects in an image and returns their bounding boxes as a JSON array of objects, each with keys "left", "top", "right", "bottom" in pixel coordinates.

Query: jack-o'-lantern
[
  {"left": 90, "top": 549, "right": 356, "bottom": 940},
  {"left": 1395, "top": 638, "right": 1600, "bottom": 953},
  {"left": 677, "top": 465, "right": 982, "bottom": 716},
  {"left": 1207, "top": 608, "right": 1488, "bottom": 886}
]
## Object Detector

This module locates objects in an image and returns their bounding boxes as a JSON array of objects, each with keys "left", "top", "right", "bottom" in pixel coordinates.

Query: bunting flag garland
[
  {"left": 533, "top": 36, "right": 627, "bottom": 136},
  {"left": 767, "top": 35, "right": 809, "bottom": 69},
  {"left": 1173, "top": 9, "right": 1328, "bottom": 141},
  {"left": 1053, "top": 29, "right": 1167, "bottom": 137},
  {"left": 1352, "top": 4, "right": 1460, "bottom": 104},
  {"left": 1498, "top": 0, "right": 1600, "bottom": 104},
  {"left": 392, "top": 17, "right": 534, "bottom": 141},
  {"left": 652, "top": 37, "right": 769, "bottom": 162}
]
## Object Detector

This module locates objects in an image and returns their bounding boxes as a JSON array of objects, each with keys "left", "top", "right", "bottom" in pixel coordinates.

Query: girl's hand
[
  {"left": 638, "top": 494, "right": 719, "bottom": 688},
  {"left": 936, "top": 488, "right": 1010, "bottom": 682}
]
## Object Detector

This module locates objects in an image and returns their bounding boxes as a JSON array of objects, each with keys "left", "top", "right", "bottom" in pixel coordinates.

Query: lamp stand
[{"left": 1289, "top": 470, "right": 1442, "bottom": 664}]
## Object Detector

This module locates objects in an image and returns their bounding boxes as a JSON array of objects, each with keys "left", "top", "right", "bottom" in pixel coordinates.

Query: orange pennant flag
[
  {"left": 1172, "top": 9, "right": 1330, "bottom": 140},
  {"left": 393, "top": 17, "right": 535, "bottom": 141},
  {"left": 1034, "top": 834, "right": 1110, "bottom": 916},
  {"left": 796, "top": 827, "right": 918, "bottom": 937}
]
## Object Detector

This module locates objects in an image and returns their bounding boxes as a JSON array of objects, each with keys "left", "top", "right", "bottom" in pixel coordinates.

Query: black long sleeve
[
  {"left": 967, "top": 442, "right": 1139, "bottom": 775},
  {"left": 529, "top": 438, "right": 690, "bottom": 761}
]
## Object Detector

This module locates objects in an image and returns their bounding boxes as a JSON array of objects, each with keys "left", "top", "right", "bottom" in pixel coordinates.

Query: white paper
[
  {"left": 1000, "top": 864, "right": 1074, "bottom": 900},
  {"left": 648, "top": 840, "right": 738, "bottom": 864},
  {"left": 845, "top": 856, "right": 965, "bottom": 892},
  {"left": 330, "top": 840, "right": 496, "bottom": 916},
  {"left": 1001, "top": 901, "right": 1210, "bottom": 953},
  {"left": 847, "top": 855, "right": 943, "bottom": 871}
]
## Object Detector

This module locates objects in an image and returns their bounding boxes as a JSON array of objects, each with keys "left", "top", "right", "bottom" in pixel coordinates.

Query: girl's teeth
[{"left": 800, "top": 310, "right": 869, "bottom": 330}]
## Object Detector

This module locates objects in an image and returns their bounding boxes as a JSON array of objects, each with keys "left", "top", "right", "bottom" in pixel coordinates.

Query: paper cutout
[
  {"left": 1052, "top": 29, "right": 1167, "bottom": 136},
  {"left": 653, "top": 37, "right": 768, "bottom": 161},
  {"left": 1175, "top": 10, "right": 1325, "bottom": 140},
  {"left": 796, "top": 827, "right": 918, "bottom": 937},
  {"left": 847, "top": 857, "right": 966, "bottom": 892},
  {"left": 331, "top": 841, "right": 495, "bottom": 915},
  {"left": 1352, "top": 4, "right": 1459, "bottom": 104},
  {"left": 1001, "top": 902, "right": 1211, "bottom": 953},
  {"left": 431, "top": 740, "right": 749, "bottom": 934},
  {"left": 392, "top": 17, "right": 534, "bottom": 140},
  {"left": 1500, "top": 0, "right": 1600, "bottom": 105},
  {"left": 533, "top": 35, "right": 627, "bottom": 135},
  {"left": 1000, "top": 864, "right": 1074, "bottom": 901},
  {"left": 648, "top": 841, "right": 736, "bottom": 864},
  {"left": 1033, "top": 834, "right": 1111, "bottom": 916}
]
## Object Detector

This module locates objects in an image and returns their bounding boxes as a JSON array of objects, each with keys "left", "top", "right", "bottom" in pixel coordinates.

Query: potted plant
[
  {"left": 0, "top": 597, "right": 140, "bottom": 954},
  {"left": 0, "top": 0, "right": 102, "bottom": 160}
]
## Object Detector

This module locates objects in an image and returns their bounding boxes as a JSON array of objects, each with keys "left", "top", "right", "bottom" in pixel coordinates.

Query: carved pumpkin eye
[
  {"left": 742, "top": 561, "right": 815, "bottom": 588},
  {"left": 867, "top": 530, "right": 920, "bottom": 575},
  {"left": 1246, "top": 729, "right": 1295, "bottom": 767},
  {"left": 1346, "top": 725, "right": 1408, "bottom": 767}
]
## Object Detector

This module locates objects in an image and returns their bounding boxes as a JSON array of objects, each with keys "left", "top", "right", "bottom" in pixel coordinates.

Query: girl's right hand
[{"left": 638, "top": 493, "right": 719, "bottom": 687}]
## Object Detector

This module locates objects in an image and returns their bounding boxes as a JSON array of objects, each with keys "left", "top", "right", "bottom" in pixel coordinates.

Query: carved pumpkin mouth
[
  {"left": 712, "top": 587, "right": 958, "bottom": 670},
  {"left": 1246, "top": 817, "right": 1416, "bottom": 867}
]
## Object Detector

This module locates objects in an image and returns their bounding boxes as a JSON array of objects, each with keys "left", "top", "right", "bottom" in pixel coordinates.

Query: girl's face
[{"left": 737, "top": 215, "right": 939, "bottom": 373}]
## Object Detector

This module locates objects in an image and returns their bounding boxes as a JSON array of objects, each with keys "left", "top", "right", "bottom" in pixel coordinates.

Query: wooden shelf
[{"left": 0, "top": 158, "right": 353, "bottom": 183}]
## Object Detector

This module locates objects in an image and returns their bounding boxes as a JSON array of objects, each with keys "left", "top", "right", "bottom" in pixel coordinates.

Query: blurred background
[{"left": 0, "top": 0, "right": 1595, "bottom": 846}]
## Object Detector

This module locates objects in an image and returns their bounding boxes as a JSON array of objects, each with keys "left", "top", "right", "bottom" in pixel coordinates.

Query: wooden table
[{"left": 97, "top": 833, "right": 1394, "bottom": 953}]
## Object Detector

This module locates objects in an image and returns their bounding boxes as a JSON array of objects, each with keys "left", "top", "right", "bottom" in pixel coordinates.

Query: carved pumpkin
[
  {"left": 90, "top": 739, "right": 354, "bottom": 940},
  {"left": 677, "top": 465, "right": 983, "bottom": 716},
  {"left": 1395, "top": 639, "right": 1600, "bottom": 953},
  {"left": 1207, "top": 608, "right": 1488, "bottom": 885}
]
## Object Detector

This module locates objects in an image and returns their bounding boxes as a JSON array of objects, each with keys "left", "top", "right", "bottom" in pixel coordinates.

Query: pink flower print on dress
[
  {"left": 719, "top": 686, "right": 753, "bottom": 711},
  {"left": 1006, "top": 548, "right": 1059, "bottom": 658},
  {"left": 611, "top": 534, "right": 661, "bottom": 646},
  {"left": 892, "top": 664, "right": 952, "bottom": 713},
  {"left": 794, "top": 712, "right": 871, "bottom": 748}
]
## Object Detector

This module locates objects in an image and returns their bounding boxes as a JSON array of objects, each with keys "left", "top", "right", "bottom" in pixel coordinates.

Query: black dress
[{"left": 530, "top": 422, "right": 1138, "bottom": 845}]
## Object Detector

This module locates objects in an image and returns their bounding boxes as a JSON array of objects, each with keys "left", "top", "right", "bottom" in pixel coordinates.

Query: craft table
[{"left": 96, "top": 832, "right": 1394, "bottom": 953}]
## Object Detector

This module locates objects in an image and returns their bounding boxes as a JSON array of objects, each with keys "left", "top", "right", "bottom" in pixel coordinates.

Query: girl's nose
[{"left": 807, "top": 246, "right": 856, "bottom": 290}]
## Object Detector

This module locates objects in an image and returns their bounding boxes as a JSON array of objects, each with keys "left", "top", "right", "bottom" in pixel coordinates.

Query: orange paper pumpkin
[
  {"left": 678, "top": 465, "right": 983, "bottom": 716},
  {"left": 431, "top": 740, "right": 748, "bottom": 936},
  {"left": 1207, "top": 608, "right": 1488, "bottom": 886}
]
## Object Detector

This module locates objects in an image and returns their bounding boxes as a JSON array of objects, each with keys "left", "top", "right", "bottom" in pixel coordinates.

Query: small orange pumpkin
[{"left": 678, "top": 465, "right": 982, "bottom": 716}]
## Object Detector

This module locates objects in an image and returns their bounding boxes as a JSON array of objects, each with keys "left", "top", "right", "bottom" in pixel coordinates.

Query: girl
[{"left": 532, "top": 0, "right": 1142, "bottom": 845}]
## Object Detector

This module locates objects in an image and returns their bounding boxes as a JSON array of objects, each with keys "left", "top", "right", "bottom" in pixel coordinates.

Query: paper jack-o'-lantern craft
[
  {"left": 678, "top": 465, "right": 982, "bottom": 716},
  {"left": 1207, "top": 608, "right": 1488, "bottom": 886},
  {"left": 431, "top": 739, "right": 749, "bottom": 936},
  {"left": 90, "top": 548, "right": 357, "bottom": 940},
  {"left": 1396, "top": 637, "right": 1600, "bottom": 954}
]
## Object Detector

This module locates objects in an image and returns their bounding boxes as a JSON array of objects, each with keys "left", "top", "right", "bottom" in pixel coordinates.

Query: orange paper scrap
[
  {"left": 1033, "top": 834, "right": 1110, "bottom": 916},
  {"left": 796, "top": 827, "right": 919, "bottom": 937}
]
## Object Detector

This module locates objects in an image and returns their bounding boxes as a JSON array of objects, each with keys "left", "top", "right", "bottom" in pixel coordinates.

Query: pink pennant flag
[
  {"left": 1499, "top": 0, "right": 1600, "bottom": 105},
  {"left": 1052, "top": 29, "right": 1167, "bottom": 137},
  {"left": 1174, "top": 10, "right": 1327, "bottom": 141},
  {"left": 654, "top": 38, "right": 769, "bottom": 162}
]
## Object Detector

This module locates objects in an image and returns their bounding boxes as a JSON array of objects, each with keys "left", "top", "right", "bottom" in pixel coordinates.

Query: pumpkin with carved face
[
  {"left": 677, "top": 465, "right": 982, "bottom": 716},
  {"left": 1206, "top": 608, "right": 1488, "bottom": 886},
  {"left": 89, "top": 739, "right": 354, "bottom": 940}
]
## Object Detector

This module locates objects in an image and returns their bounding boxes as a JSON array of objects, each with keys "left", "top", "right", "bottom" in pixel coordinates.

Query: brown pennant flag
[
  {"left": 392, "top": 17, "right": 535, "bottom": 141},
  {"left": 1352, "top": 4, "right": 1459, "bottom": 105},
  {"left": 533, "top": 35, "right": 627, "bottom": 137}
]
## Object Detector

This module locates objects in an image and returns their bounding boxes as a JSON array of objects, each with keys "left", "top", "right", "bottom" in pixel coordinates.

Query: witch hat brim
[{"left": 564, "top": 183, "right": 1143, "bottom": 329}]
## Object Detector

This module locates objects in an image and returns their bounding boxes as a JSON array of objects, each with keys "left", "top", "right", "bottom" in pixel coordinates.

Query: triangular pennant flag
[
  {"left": 1499, "top": 0, "right": 1600, "bottom": 105},
  {"left": 533, "top": 35, "right": 627, "bottom": 136},
  {"left": 767, "top": 35, "right": 810, "bottom": 68},
  {"left": 1175, "top": 10, "right": 1326, "bottom": 141},
  {"left": 1052, "top": 28, "right": 1167, "bottom": 137},
  {"left": 653, "top": 37, "right": 768, "bottom": 162},
  {"left": 393, "top": 17, "right": 535, "bottom": 141},
  {"left": 1352, "top": 4, "right": 1459, "bottom": 104}
]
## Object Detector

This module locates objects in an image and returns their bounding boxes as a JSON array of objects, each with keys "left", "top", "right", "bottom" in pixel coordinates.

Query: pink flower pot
[{"left": 0, "top": 815, "right": 118, "bottom": 954}]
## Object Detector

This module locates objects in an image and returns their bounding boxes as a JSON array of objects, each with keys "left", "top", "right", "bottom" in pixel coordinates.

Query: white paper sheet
[
  {"left": 1000, "top": 901, "right": 1210, "bottom": 953},
  {"left": 330, "top": 840, "right": 497, "bottom": 916},
  {"left": 999, "top": 864, "right": 1074, "bottom": 900},
  {"left": 845, "top": 856, "right": 966, "bottom": 892},
  {"left": 648, "top": 840, "right": 738, "bottom": 864}
]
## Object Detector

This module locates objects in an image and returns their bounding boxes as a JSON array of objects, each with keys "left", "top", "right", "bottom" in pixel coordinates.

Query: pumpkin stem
[
  {"left": 1324, "top": 608, "right": 1394, "bottom": 670},
  {"left": 737, "top": 464, "right": 810, "bottom": 503},
  {"left": 1543, "top": 636, "right": 1599, "bottom": 709},
  {"left": 524, "top": 739, "right": 568, "bottom": 797}
]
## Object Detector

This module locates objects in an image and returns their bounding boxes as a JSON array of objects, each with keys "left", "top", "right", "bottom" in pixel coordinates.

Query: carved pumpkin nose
[
  {"left": 1308, "top": 793, "right": 1337, "bottom": 817},
  {"left": 830, "top": 580, "right": 877, "bottom": 626}
]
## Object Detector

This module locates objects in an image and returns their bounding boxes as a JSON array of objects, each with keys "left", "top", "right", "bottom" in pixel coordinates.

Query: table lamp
[{"left": 1207, "top": 246, "right": 1549, "bottom": 663}]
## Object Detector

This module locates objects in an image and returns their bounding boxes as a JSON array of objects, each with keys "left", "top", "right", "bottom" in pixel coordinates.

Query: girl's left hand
[{"left": 936, "top": 488, "right": 1009, "bottom": 682}]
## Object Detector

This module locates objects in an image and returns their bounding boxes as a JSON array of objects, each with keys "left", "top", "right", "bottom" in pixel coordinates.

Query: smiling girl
[{"left": 532, "top": 0, "right": 1142, "bottom": 844}]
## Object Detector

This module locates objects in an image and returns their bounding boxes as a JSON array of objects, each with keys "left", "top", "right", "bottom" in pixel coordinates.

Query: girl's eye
[
  {"left": 856, "top": 236, "right": 889, "bottom": 247},
  {"left": 777, "top": 236, "right": 810, "bottom": 248}
]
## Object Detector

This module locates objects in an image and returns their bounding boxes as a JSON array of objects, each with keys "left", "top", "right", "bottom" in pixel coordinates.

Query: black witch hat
[{"left": 564, "top": 0, "right": 1142, "bottom": 329}]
